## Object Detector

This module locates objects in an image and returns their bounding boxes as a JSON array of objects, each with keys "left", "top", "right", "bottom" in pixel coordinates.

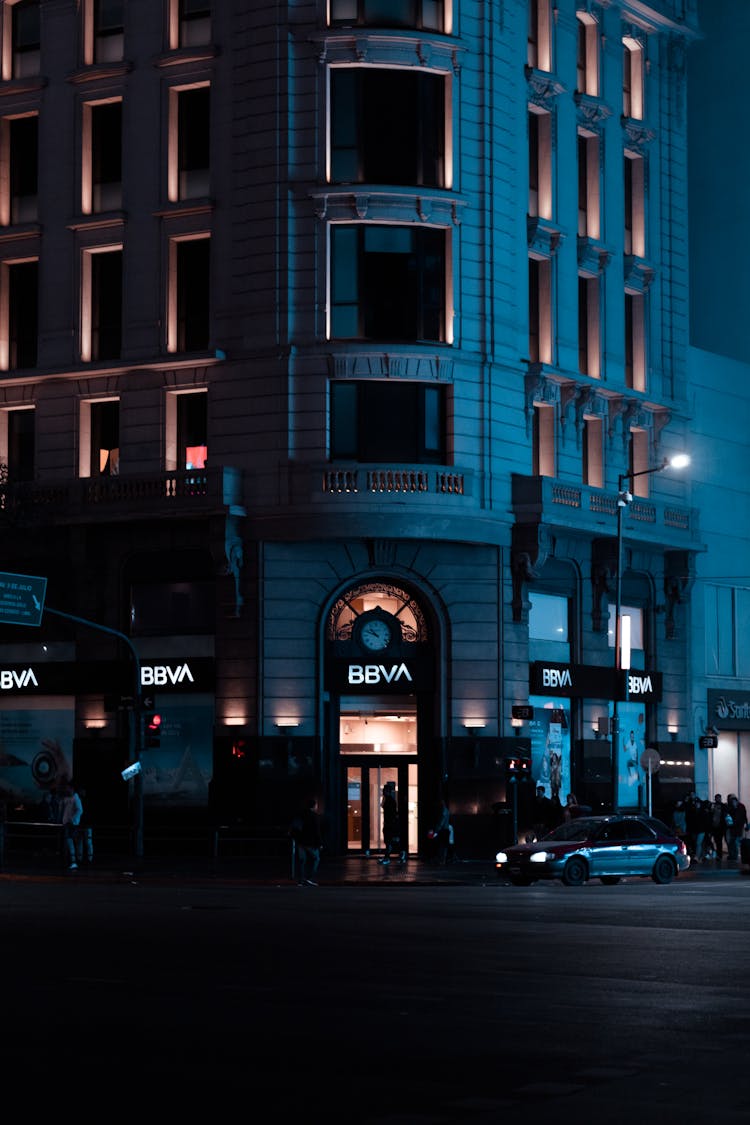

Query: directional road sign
[{"left": 0, "top": 570, "right": 47, "bottom": 626}]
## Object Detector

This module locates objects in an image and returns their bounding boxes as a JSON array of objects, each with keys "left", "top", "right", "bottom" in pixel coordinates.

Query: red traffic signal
[{"left": 144, "top": 712, "right": 162, "bottom": 747}]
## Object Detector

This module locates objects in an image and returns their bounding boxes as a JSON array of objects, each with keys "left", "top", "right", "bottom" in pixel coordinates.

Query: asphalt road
[{"left": 2, "top": 876, "right": 747, "bottom": 1123}]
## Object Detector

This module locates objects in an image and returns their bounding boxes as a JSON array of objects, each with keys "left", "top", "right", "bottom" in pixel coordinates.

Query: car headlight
[
  {"left": 530, "top": 851, "right": 552, "bottom": 864},
  {"left": 495, "top": 851, "right": 508, "bottom": 864}
]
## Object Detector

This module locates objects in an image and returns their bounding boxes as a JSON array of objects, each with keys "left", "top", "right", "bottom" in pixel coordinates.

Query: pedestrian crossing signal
[{"left": 144, "top": 712, "right": 162, "bottom": 748}]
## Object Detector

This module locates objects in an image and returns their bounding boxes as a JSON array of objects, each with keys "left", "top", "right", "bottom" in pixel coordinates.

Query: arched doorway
[{"left": 325, "top": 580, "right": 439, "bottom": 856}]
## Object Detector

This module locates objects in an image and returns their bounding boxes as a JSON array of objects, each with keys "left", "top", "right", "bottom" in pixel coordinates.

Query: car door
[
  {"left": 588, "top": 821, "right": 631, "bottom": 876},
  {"left": 622, "top": 818, "right": 659, "bottom": 874}
]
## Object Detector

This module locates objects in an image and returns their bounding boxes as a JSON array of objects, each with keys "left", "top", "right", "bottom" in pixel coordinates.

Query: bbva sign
[
  {"left": 348, "top": 663, "right": 414, "bottom": 685},
  {"left": 141, "top": 663, "right": 195, "bottom": 686}
]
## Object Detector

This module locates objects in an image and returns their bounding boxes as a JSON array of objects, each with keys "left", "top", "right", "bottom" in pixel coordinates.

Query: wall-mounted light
[
  {"left": 84, "top": 719, "right": 107, "bottom": 730},
  {"left": 275, "top": 718, "right": 300, "bottom": 729},
  {"left": 463, "top": 719, "right": 486, "bottom": 735},
  {"left": 668, "top": 722, "right": 678, "bottom": 741},
  {"left": 511, "top": 717, "right": 523, "bottom": 737}
]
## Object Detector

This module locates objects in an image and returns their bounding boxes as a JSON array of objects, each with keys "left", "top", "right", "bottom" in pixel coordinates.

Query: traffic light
[
  {"left": 144, "top": 712, "right": 162, "bottom": 748},
  {"left": 505, "top": 753, "right": 531, "bottom": 777}
]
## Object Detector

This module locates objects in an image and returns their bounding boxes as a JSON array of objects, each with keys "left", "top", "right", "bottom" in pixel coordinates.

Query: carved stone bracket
[
  {"left": 525, "top": 66, "right": 566, "bottom": 110},
  {"left": 224, "top": 513, "right": 245, "bottom": 618},
  {"left": 511, "top": 522, "right": 551, "bottom": 622},
  {"left": 664, "top": 549, "right": 695, "bottom": 640}
]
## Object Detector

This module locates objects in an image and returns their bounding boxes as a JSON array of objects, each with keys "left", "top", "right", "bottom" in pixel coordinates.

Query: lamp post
[{"left": 611, "top": 453, "right": 690, "bottom": 812}]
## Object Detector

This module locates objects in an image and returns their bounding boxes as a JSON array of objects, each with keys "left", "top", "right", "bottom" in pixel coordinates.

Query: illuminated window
[
  {"left": 165, "top": 390, "right": 208, "bottom": 471},
  {"left": 528, "top": 108, "right": 551, "bottom": 220},
  {"left": 528, "top": 0, "right": 551, "bottom": 72},
  {"left": 82, "top": 100, "right": 122, "bottom": 214},
  {"left": 329, "top": 1, "right": 445, "bottom": 32},
  {"left": 1, "top": 258, "right": 37, "bottom": 370},
  {"left": 577, "top": 130, "right": 600, "bottom": 240},
  {"left": 92, "top": 0, "right": 123, "bottom": 63},
  {"left": 81, "top": 247, "right": 122, "bottom": 362},
  {"left": 330, "top": 224, "right": 446, "bottom": 343},
  {"left": 0, "top": 406, "right": 34, "bottom": 482},
  {"left": 1, "top": 114, "right": 37, "bottom": 226},
  {"left": 168, "top": 0, "right": 211, "bottom": 49},
  {"left": 625, "top": 291, "right": 645, "bottom": 391},
  {"left": 628, "top": 428, "right": 649, "bottom": 497},
  {"left": 330, "top": 68, "right": 446, "bottom": 188},
  {"left": 582, "top": 415, "right": 603, "bottom": 488},
  {"left": 578, "top": 274, "right": 600, "bottom": 378},
  {"left": 4, "top": 0, "right": 40, "bottom": 80},
  {"left": 624, "top": 152, "right": 645, "bottom": 258},
  {"left": 608, "top": 604, "right": 643, "bottom": 651},
  {"left": 167, "top": 236, "right": 210, "bottom": 353},
  {"left": 330, "top": 381, "right": 445, "bottom": 463},
  {"left": 529, "top": 592, "right": 568, "bottom": 642},
  {"left": 79, "top": 399, "right": 119, "bottom": 477},
  {"left": 168, "top": 84, "right": 210, "bottom": 202},
  {"left": 576, "top": 12, "right": 599, "bottom": 97},
  {"left": 623, "top": 37, "right": 644, "bottom": 120},
  {"left": 529, "top": 256, "right": 552, "bottom": 365},
  {"left": 533, "top": 403, "right": 555, "bottom": 477}
]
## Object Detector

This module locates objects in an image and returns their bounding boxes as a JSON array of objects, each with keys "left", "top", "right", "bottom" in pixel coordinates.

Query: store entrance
[{"left": 339, "top": 699, "right": 418, "bottom": 855}]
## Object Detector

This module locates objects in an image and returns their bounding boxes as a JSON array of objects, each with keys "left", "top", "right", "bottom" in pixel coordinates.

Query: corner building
[{"left": 0, "top": 1, "right": 703, "bottom": 854}]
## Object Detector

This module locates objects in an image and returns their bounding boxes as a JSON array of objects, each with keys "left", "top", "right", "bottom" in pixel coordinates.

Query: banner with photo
[{"left": 528, "top": 698, "right": 571, "bottom": 811}]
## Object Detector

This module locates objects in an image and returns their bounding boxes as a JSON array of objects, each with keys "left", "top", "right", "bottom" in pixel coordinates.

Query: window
[
  {"left": 165, "top": 390, "right": 208, "bottom": 471},
  {"left": 528, "top": 256, "right": 552, "bottom": 365},
  {"left": 705, "top": 585, "right": 750, "bottom": 678},
  {"left": 578, "top": 275, "right": 600, "bottom": 378},
  {"left": 577, "top": 130, "right": 600, "bottom": 240},
  {"left": 130, "top": 579, "right": 215, "bottom": 635},
  {"left": 529, "top": 592, "right": 568, "bottom": 642},
  {"left": 2, "top": 258, "right": 37, "bottom": 370},
  {"left": 628, "top": 428, "right": 649, "bottom": 496},
  {"left": 582, "top": 415, "right": 603, "bottom": 488},
  {"left": 608, "top": 604, "right": 643, "bottom": 653},
  {"left": 330, "top": 68, "right": 446, "bottom": 188},
  {"left": 0, "top": 407, "right": 34, "bottom": 481},
  {"left": 93, "top": 0, "right": 123, "bottom": 63},
  {"left": 330, "top": 381, "right": 445, "bottom": 463},
  {"left": 172, "top": 0, "right": 211, "bottom": 48},
  {"left": 533, "top": 402, "right": 555, "bottom": 477},
  {"left": 81, "top": 247, "right": 122, "bottom": 362},
  {"left": 576, "top": 12, "right": 599, "bottom": 97},
  {"left": 168, "top": 236, "right": 210, "bottom": 352},
  {"left": 623, "top": 37, "right": 644, "bottom": 120},
  {"left": 528, "top": 108, "right": 551, "bottom": 219},
  {"left": 625, "top": 291, "right": 645, "bottom": 391},
  {"left": 83, "top": 100, "right": 122, "bottom": 214},
  {"left": 79, "top": 399, "right": 119, "bottom": 477},
  {"left": 329, "top": 1, "right": 445, "bottom": 32},
  {"left": 624, "top": 152, "right": 645, "bottom": 258},
  {"left": 330, "top": 225, "right": 446, "bottom": 343},
  {"left": 169, "top": 85, "right": 210, "bottom": 202},
  {"left": 6, "top": 0, "right": 40, "bottom": 80},
  {"left": 2, "top": 114, "right": 37, "bottom": 225},
  {"left": 528, "top": 0, "right": 551, "bottom": 72}
]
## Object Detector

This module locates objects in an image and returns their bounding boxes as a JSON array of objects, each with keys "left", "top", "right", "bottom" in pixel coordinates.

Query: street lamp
[{"left": 611, "top": 453, "right": 690, "bottom": 811}]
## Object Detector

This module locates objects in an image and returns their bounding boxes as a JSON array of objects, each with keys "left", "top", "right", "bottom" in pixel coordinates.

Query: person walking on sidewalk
[
  {"left": 725, "top": 794, "right": 748, "bottom": 861},
  {"left": 378, "top": 781, "right": 405, "bottom": 865},
  {"left": 709, "top": 794, "right": 727, "bottom": 861},
  {"left": 290, "top": 797, "right": 323, "bottom": 886},
  {"left": 59, "top": 781, "right": 83, "bottom": 870}
]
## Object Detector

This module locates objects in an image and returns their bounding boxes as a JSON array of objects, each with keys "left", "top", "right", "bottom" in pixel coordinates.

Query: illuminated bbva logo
[
  {"left": 541, "top": 667, "right": 572, "bottom": 688},
  {"left": 348, "top": 663, "right": 413, "bottom": 685},
  {"left": 0, "top": 668, "right": 39, "bottom": 689},
  {"left": 627, "top": 673, "right": 653, "bottom": 696},
  {"left": 141, "top": 663, "right": 195, "bottom": 686}
]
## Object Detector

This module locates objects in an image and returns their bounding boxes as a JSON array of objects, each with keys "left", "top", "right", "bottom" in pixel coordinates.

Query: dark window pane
[
  {"left": 177, "top": 239, "right": 210, "bottom": 351},
  {"left": 9, "top": 260, "right": 38, "bottom": 369},
  {"left": 10, "top": 116, "right": 38, "bottom": 223},
  {"left": 330, "top": 381, "right": 445, "bottom": 463},
  {"left": 92, "top": 102, "right": 122, "bottom": 211},
  {"left": 7, "top": 409, "right": 34, "bottom": 482},
  {"left": 176, "top": 393, "right": 207, "bottom": 469},
  {"left": 179, "top": 87, "right": 210, "bottom": 199},
  {"left": 90, "top": 400, "right": 119, "bottom": 476},
  {"left": 130, "top": 580, "right": 214, "bottom": 635},
  {"left": 91, "top": 251, "right": 122, "bottom": 360}
]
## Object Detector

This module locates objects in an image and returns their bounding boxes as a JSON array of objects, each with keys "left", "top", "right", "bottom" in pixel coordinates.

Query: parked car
[{"left": 495, "top": 814, "right": 690, "bottom": 886}]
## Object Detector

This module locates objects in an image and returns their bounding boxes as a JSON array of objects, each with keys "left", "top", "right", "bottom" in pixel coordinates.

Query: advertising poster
[
  {"left": 0, "top": 700, "right": 75, "bottom": 807},
  {"left": 141, "top": 696, "right": 213, "bottom": 807},
  {"left": 528, "top": 698, "right": 570, "bottom": 810},
  {"left": 617, "top": 701, "right": 645, "bottom": 809}
]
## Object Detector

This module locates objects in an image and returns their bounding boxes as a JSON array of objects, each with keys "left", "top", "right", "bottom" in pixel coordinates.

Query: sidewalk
[{"left": 0, "top": 848, "right": 746, "bottom": 887}]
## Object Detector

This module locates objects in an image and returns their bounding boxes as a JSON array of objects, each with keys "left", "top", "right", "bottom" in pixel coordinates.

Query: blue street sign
[{"left": 0, "top": 570, "right": 47, "bottom": 626}]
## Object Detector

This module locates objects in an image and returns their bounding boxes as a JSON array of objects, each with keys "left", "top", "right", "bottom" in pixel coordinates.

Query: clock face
[{"left": 358, "top": 617, "right": 393, "bottom": 652}]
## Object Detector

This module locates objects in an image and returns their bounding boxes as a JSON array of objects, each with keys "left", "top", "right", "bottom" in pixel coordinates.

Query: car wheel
[
  {"left": 509, "top": 874, "right": 533, "bottom": 886},
  {"left": 600, "top": 876, "right": 621, "bottom": 885},
  {"left": 562, "top": 856, "right": 587, "bottom": 886},
  {"left": 652, "top": 855, "right": 675, "bottom": 884}
]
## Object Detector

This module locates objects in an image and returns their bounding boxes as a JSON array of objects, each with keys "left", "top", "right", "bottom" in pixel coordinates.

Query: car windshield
[{"left": 541, "top": 819, "right": 600, "bottom": 842}]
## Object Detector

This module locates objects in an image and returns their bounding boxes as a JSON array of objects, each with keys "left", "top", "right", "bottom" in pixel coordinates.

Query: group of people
[
  {"left": 38, "top": 780, "right": 90, "bottom": 870},
  {"left": 671, "top": 792, "right": 748, "bottom": 863}
]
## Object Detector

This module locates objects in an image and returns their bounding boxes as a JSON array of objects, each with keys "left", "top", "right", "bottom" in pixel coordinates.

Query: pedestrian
[
  {"left": 433, "top": 799, "right": 451, "bottom": 865},
  {"left": 709, "top": 794, "right": 727, "bottom": 861},
  {"left": 378, "top": 780, "right": 405, "bottom": 865},
  {"left": 59, "top": 780, "right": 83, "bottom": 870},
  {"left": 532, "top": 783, "right": 556, "bottom": 840},
  {"left": 290, "top": 797, "right": 323, "bottom": 886},
  {"left": 725, "top": 794, "right": 748, "bottom": 861},
  {"left": 563, "top": 793, "right": 580, "bottom": 821},
  {"left": 671, "top": 798, "right": 687, "bottom": 839}
]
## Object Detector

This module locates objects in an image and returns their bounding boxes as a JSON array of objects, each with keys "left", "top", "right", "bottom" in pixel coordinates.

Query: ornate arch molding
[{"left": 327, "top": 579, "right": 430, "bottom": 645}]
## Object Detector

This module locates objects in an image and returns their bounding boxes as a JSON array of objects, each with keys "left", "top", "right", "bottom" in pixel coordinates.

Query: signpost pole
[{"left": 44, "top": 607, "right": 144, "bottom": 859}]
